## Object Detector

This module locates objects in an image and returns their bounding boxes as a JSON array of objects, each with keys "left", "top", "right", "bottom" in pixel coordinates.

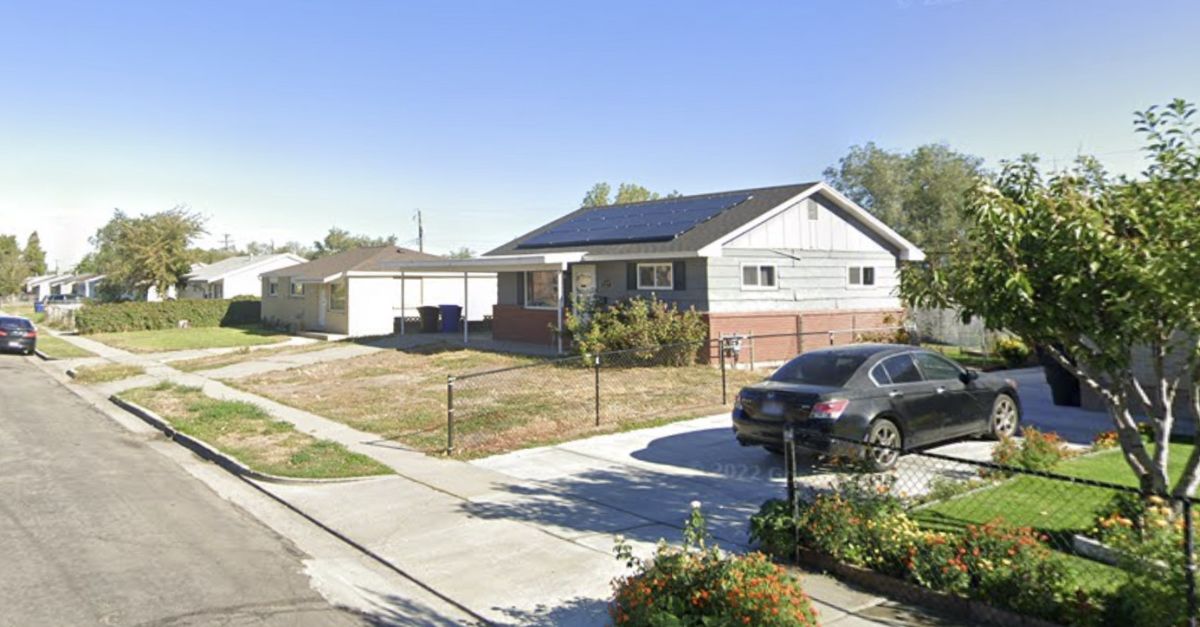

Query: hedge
[{"left": 75, "top": 298, "right": 262, "bottom": 334}]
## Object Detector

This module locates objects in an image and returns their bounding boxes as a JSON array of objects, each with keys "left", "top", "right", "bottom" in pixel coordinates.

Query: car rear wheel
[
  {"left": 865, "top": 418, "right": 902, "bottom": 471},
  {"left": 988, "top": 393, "right": 1019, "bottom": 439}
]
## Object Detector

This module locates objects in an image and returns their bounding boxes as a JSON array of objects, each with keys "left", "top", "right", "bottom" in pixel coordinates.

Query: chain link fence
[{"left": 760, "top": 432, "right": 1197, "bottom": 626}]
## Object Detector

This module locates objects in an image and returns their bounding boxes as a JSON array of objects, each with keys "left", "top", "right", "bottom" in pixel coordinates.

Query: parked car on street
[
  {"left": 732, "top": 344, "right": 1020, "bottom": 469},
  {"left": 0, "top": 316, "right": 38, "bottom": 355}
]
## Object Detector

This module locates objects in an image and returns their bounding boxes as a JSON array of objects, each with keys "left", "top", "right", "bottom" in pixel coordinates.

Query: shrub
[
  {"left": 1095, "top": 496, "right": 1187, "bottom": 626},
  {"left": 855, "top": 313, "right": 913, "bottom": 344},
  {"left": 1091, "top": 430, "right": 1119, "bottom": 451},
  {"left": 565, "top": 296, "right": 708, "bottom": 366},
  {"left": 994, "top": 336, "right": 1031, "bottom": 368},
  {"left": 76, "top": 298, "right": 261, "bottom": 334},
  {"left": 989, "top": 427, "right": 1072, "bottom": 473},
  {"left": 613, "top": 502, "right": 817, "bottom": 626}
]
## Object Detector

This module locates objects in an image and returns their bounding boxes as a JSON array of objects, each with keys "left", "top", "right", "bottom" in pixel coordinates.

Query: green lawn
[
  {"left": 72, "top": 363, "right": 146, "bottom": 384},
  {"left": 913, "top": 443, "right": 1196, "bottom": 596},
  {"left": 120, "top": 383, "right": 391, "bottom": 479},
  {"left": 35, "top": 333, "right": 96, "bottom": 359},
  {"left": 921, "top": 343, "right": 1008, "bottom": 370},
  {"left": 88, "top": 325, "right": 289, "bottom": 353}
]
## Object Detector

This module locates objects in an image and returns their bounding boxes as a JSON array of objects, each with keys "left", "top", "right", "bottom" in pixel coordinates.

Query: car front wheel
[
  {"left": 865, "top": 418, "right": 902, "bottom": 471},
  {"left": 988, "top": 393, "right": 1019, "bottom": 439}
]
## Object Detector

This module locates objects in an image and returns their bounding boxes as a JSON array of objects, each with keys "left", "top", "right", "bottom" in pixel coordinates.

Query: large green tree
[
  {"left": 22, "top": 231, "right": 47, "bottom": 275},
  {"left": 581, "top": 182, "right": 679, "bottom": 207},
  {"left": 824, "top": 142, "right": 985, "bottom": 250},
  {"left": 87, "top": 207, "right": 207, "bottom": 299},
  {"left": 0, "top": 234, "right": 27, "bottom": 296},
  {"left": 312, "top": 227, "right": 397, "bottom": 257},
  {"left": 901, "top": 99, "right": 1200, "bottom": 497}
]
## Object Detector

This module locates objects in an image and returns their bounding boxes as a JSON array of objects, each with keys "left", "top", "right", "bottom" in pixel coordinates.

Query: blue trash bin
[
  {"left": 34, "top": 301, "right": 45, "bottom": 313},
  {"left": 438, "top": 304, "right": 462, "bottom": 333}
]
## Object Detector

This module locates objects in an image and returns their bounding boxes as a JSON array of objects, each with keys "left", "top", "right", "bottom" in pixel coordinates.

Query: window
[
  {"left": 524, "top": 271, "right": 559, "bottom": 309},
  {"left": 807, "top": 203, "right": 819, "bottom": 220},
  {"left": 771, "top": 351, "right": 870, "bottom": 388},
  {"left": 290, "top": 280, "right": 304, "bottom": 297},
  {"left": 914, "top": 352, "right": 963, "bottom": 381},
  {"left": 329, "top": 281, "right": 347, "bottom": 311},
  {"left": 741, "top": 264, "right": 777, "bottom": 289},
  {"left": 848, "top": 266, "right": 876, "bottom": 286},
  {"left": 268, "top": 279, "right": 278, "bottom": 297},
  {"left": 879, "top": 354, "right": 923, "bottom": 384},
  {"left": 637, "top": 263, "right": 673, "bottom": 290}
]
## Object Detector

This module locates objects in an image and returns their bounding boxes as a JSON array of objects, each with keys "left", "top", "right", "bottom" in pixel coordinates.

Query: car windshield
[{"left": 769, "top": 351, "right": 870, "bottom": 387}]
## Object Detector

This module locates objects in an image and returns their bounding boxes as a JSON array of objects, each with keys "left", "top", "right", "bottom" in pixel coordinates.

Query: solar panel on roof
[{"left": 516, "top": 192, "right": 752, "bottom": 249}]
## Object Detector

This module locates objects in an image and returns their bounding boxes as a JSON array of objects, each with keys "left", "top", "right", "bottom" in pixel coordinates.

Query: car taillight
[
  {"left": 811, "top": 399, "right": 849, "bottom": 419},
  {"left": 26, "top": 330, "right": 36, "bottom": 338},
  {"left": 0, "top": 330, "right": 7, "bottom": 337},
  {"left": 733, "top": 392, "right": 744, "bottom": 411}
]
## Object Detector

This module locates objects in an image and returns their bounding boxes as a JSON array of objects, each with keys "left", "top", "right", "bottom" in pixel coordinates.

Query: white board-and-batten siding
[{"left": 708, "top": 195, "right": 902, "bottom": 314}]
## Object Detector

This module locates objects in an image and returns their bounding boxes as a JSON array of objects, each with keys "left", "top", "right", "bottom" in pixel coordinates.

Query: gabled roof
[
  {"left": 185, "top": 254, "right": 306, "bottom": 283},
  {"left": 485, "top": 181, "right": 923, "bottom": 261},
  {"left": 262, "top": 246, "right": 442, "bottom": 282}
]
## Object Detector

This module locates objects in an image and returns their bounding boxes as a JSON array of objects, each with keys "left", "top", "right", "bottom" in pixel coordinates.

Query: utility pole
[
  {"left": 414, "top": 210, "right": 424, "bottom": 253},
  {"left": 221, "top": 233, "right": 233, "bottom": 251}
]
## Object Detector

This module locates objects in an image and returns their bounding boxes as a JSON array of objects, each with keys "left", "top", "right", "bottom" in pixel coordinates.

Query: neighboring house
[
  {"left": 466, "top": 181, "right": 922, "bottom": 357},
  {"left": 23, "top": 274, "right": 69, "bottom": 301},
  {"left": 182, "top": 254, "right": 306, "bottom": 300},
  {"left": 260, "top": 246, "right": 498, "bottom": 337},
  {"left": 49, "top": 275, "right": 77, "bottom": 296},
  {"left": 70, "top": 274, "right": 106, "bottom": 299}
]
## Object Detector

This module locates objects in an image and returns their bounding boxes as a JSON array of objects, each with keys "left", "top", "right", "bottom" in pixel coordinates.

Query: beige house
[{"left": 260, "top": 246, "right": 498, "bottom": 338}]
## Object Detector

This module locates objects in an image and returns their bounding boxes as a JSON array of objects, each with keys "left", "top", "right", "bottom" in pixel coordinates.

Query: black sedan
[
  {"left": 0, "top": 316, "right": 38, "bottom": 355},
  {"left": 732, "top": 344, "right": 1020, "bottom": 469}
]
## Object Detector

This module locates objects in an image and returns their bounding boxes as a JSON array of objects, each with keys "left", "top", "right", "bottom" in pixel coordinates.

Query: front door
[
  {"left": 317, "top": 286, "right": 327, "bottom": 329},
  {"left": 572, "top": 264, "right": 597, "bottom": 300}
]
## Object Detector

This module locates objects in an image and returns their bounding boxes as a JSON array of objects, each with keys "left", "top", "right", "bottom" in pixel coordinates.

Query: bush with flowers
[
  {"left": 611, "top": 501, "right": 818, "bottom": 626},
  {"left": 988, "top": 427, "right": 1073, "bottom": 474},
  {"left": 750, "top": 474, "right": 1086, "bottom": 624},
  {"left": 1093, "top": 494, "right": 1188, "bottom": 626}
]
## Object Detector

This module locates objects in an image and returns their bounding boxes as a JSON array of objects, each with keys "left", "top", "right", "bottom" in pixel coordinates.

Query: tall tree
[
  {"left": 88, "top": 207, "right": 206, "bottom": 298},
  {"left": 901, "top": 99, "right": 1200, "bottom": 498},
  {"left": 824, "top": 142, "right": 985, "bottom": 250},
  {"left": 312, "top": 227, "right": 397, "bottom": 258},
  {"left": 447, "top": 246, "right": 475, "bottom": 259},
  {"left": 0, "top": 234, "right": 27, "bottom": 296},
  {"left": 581, "top": 182, "right": 677, "bottom": 207},
  {"left": 22, "top": 231, "right": 47, "bottom": 275}
]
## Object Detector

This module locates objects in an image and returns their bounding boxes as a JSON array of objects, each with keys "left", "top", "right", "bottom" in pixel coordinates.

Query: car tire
[
  {"left": 865, "top": 418, "right": 903, "bottom": 471},
  {"left": 987, "top": 393, "right": 1020, "bottom": 440}
]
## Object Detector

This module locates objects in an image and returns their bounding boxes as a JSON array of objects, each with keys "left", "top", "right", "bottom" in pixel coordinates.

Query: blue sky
[{"left": 1, "top": 0, "right": 1196, "bottom": 268}]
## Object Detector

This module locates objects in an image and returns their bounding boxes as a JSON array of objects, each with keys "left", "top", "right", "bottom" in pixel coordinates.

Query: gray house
[{"left": 387, "top": 181, "right": 922, "bottom": 358}]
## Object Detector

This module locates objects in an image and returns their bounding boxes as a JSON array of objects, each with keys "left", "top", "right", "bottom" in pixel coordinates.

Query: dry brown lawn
[
  {"left": 171, "top": 340, "right": 336, "bottom": 372},
  {"left": 233, "top": 343, "right": 764, "bottom": 458}
]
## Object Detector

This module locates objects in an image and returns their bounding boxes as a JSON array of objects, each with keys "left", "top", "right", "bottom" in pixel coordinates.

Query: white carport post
[
  {"left": 463, "top": 271, "right": 469, "bottom": 345},
  {"left": 399, "top": 272, "right": 406, "bottom": 335},
  {"left": 556, "top": 268, "right": 564, "bottom": 354}
]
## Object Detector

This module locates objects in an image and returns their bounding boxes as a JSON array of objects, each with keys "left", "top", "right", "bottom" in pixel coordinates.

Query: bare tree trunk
[{"left": 1171, "top": 359, "right": 1200, "bottom": 499}]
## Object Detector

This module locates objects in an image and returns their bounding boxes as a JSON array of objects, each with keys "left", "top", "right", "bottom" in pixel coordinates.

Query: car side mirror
[{"left": 960, "top": 369, "right": 980, "bottom": 384}]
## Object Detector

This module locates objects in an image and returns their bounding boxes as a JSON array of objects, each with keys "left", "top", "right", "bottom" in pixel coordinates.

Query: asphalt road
[{"left": 0, "top": 355, "right": 362, "bottom": 626}]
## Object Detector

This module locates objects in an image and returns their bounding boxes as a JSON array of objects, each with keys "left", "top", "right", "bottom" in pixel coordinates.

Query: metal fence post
[
  {"left": 749, "top": 331, "right": 756, "bottom": 370},
  {"left": 593, "top": 353, "right": 601, "bottom": 427},
  {"left": 828, "top": 330, "right": 835, "bottom": 346},
  {"left": 784, "top": 422, "right": 799, "bottom": 565},
  {"left": 446, "top": 375, "right": 456, "bottom": 455},
  {"left": 719, "top": 338, "right": 728, "bottom": 405},
  {"left": 1186, "top": 496, "right": 1197, "bottom": 627}
]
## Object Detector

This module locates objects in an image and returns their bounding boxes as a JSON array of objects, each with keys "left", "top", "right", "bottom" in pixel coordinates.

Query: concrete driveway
[{"left": 472, "top": 366, "right": 1113, "bottom": 549}]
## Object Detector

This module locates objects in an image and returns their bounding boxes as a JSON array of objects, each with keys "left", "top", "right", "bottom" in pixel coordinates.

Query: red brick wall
[
  {"left": 492, "top": 304, "right": 558, "bottom": 346},
  {"left": 704, "top": 308, "right": 905, "bottom": 363}
]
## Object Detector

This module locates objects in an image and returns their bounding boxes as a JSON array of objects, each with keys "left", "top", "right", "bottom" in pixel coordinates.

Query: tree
[
  {"left": 87, "top": 207, "right": 207, "bottom": 299},
  {"left": 22, "top": 231, "right": 47, "bottom": 275},
  {"left": 312, "top": 227, "right": 397, "bottom": 257},
  {"left": 447, "top": 247, "right": 475, "bottom": 259},
  {"left": 278, "top": 240, "right": 316, "bottom": 259},
  {"left": 901, "top": 99, "right": 1200, "bottom": 498},
  {"left": 581, "top": 182, "right": 679, "bottom": 207},
  {"left": 824, "top": 142, "right": 985, "bottom": 250},
  {"left": 0, "top": 234, "right": 27, "bottom": 296}
]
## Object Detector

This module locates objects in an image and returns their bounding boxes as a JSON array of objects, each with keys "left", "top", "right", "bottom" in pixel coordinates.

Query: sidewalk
[{"left": 49, "top": 328, "right": 967, "bottom": 626}]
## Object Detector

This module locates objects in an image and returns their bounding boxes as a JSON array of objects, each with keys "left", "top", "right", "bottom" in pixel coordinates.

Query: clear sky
[{"left": 1, "top": 0, "right": 1196, "bottom": 268}]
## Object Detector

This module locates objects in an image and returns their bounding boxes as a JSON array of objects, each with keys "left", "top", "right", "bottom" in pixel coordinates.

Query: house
[
  {"left": 182, "top": 254, "right": 306, "bottom": 299},
  {"left": 445, "top": 182, "right": 923, "bottom": 357},
  {"left": 260, "top": 246, "right": 498, "bottom": 337},
  {"left": 70, "top": 274, "right": 106, "bottom": 299},
  {"left": 23, "top": 274, "right": 69, "bottom": 301}
]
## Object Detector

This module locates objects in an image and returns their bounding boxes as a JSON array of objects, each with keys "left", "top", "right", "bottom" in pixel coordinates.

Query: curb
[
  {"left": 66, "top": 367, "right": 78, "bottom": 379},
  {"left": 109, "top": 395, "right": 387, "bottom": 486},
  {"left": 34, "top": 349, "right": 53, "bottom": 361}
]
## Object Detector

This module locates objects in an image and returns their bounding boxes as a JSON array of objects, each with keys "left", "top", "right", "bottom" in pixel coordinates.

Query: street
[{"left": 0, "top": 354, "right": 362, "bottom": 626}]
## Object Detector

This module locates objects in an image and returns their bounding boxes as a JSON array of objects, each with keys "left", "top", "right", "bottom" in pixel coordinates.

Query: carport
[{"left": 381, "top": 252, "right": 584, "bottom": 354}]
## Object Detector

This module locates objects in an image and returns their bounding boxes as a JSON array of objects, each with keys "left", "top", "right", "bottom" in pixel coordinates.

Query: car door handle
[{"left": 888, "top": 390, "right": 904, "bottom": 398}]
